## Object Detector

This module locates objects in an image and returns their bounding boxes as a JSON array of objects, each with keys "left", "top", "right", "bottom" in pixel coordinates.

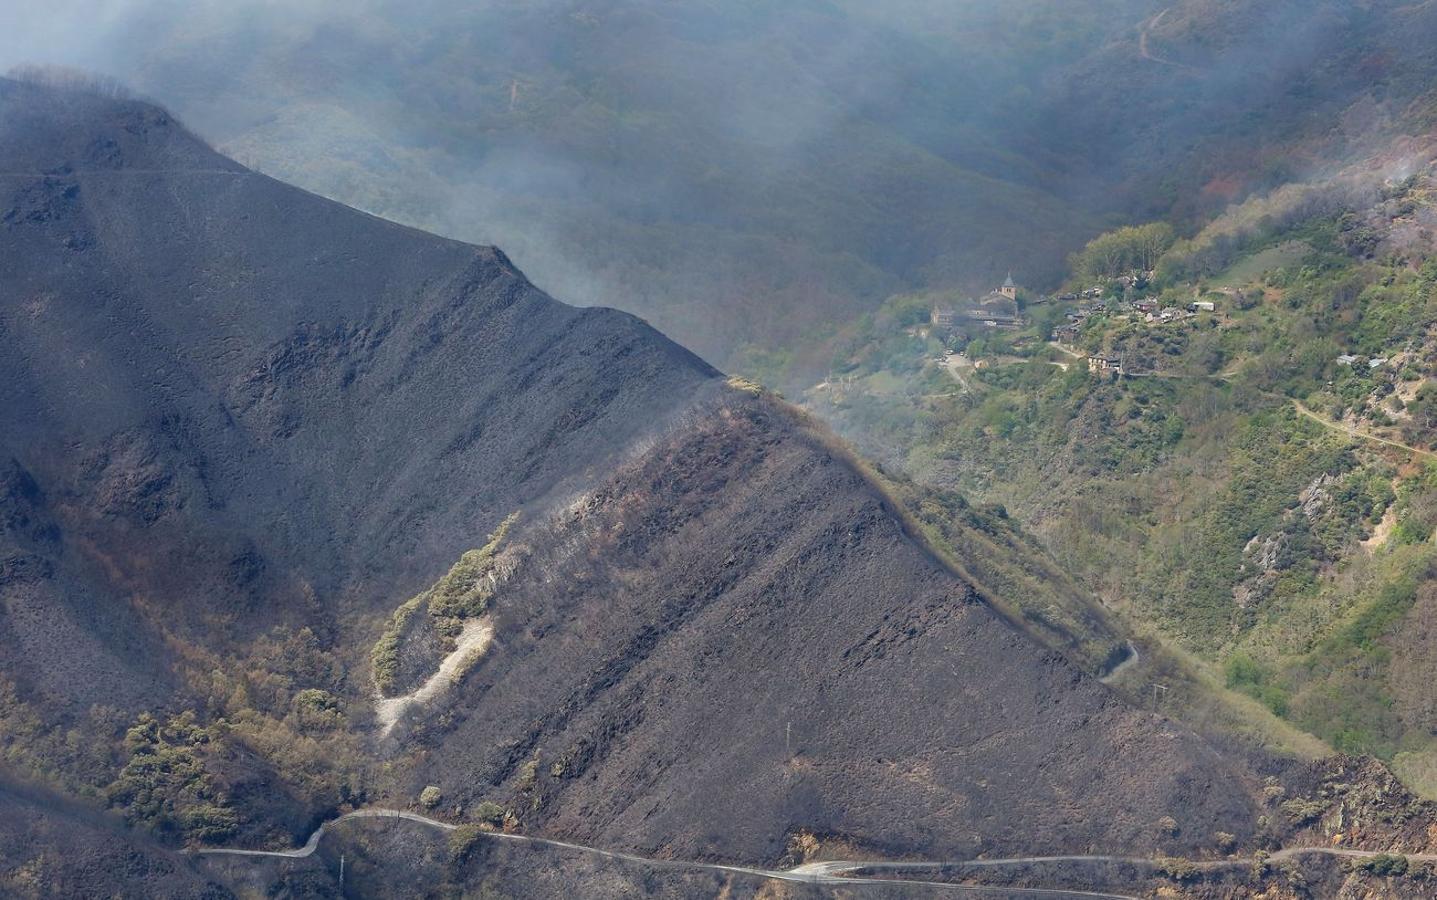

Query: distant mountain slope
[
  {"left": 0, "top": 77, "right": 1419, "bottom": 892},
  {"left": 12, "top": 0, "right": 1433, "bottom": 378},
  {"left": 1051, "top": 0, "right": 1437, "bottom": 223},
  {"left": 3, "top": 1, "right": 1169, "bottom": 369}
]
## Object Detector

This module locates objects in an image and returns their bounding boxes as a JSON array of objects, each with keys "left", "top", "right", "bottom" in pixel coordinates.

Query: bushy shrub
[
  {"left": 1360, "top": 853, "right": 1410, "bottom": 876},
  {"left": 472, "top": 800, "right": 506, "bottom": 825},
  {"left": 291, "top": 688, "right": 344, "bottom": 730},
  {"left": 449, "top": 824, "right": 485, "bottom": 864},
  {"left": 1156, "top": 856, "right": 1198, "bottom": 881},
  {"left": 371, "top": 593, "right": 425, "bottom": 696}
]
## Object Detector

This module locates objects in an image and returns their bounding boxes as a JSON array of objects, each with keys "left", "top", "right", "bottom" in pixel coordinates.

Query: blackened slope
[
  {"left": 0, "top": 77, "right": 718, "bottom": 716},
  {"left": 405, "top": 394, "right": 1264, "bottom": 863},
  {"left": 1, "top": 78, "right": 1271, "bottom": 871},
  {"left": 0, "top": 775, "right": 228, "bottom": 899}
]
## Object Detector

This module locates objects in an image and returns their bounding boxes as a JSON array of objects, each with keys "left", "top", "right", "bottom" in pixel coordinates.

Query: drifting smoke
[{"left": 3, "top": 0, "right": 1431, "bottom": 375}]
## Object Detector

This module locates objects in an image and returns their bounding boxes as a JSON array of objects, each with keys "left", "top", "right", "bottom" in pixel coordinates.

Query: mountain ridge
[{"left": 1, "top": 75, "right": 1429, "bottom": 897}]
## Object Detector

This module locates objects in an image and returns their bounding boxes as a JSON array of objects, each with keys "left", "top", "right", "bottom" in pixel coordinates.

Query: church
[{"left": 931, "top": 272, "right": 1024, "bottom": 331}]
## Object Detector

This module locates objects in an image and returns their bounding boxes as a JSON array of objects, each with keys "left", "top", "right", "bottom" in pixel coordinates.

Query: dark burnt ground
[
  {"left": 400, "top": 393, "right": 1265, "bottom": 864},
  {"left": 0, "top": 775, "right": 229, "bottom": 899},
  {"left": 0, "top": 77, "right": 1365, "bottom": 887},
  {"left": 0, "top": 73, "right": 717, "bottom": 715}
]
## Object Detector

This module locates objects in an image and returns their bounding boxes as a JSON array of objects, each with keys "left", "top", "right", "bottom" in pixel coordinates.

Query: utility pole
[
  {"left": 1150, "top": 682, "right": 1168, "bottom": 713},
  {"left": 786, "top": 721, "right": 792, "bottom": 757},
  {"left": 339, "top": 854, "right": 344, "bottom": 892}
]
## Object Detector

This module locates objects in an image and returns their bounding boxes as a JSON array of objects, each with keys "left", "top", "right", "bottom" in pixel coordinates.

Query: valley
[
  {"left": 20, "top": 0, "right": 1437, "bottom": 375},
  {"left": 3, "top": 2, "right": 1437, "bottom": 897},
  {"left": 2, "top": 74, "right": 1376, "bottom": 898}
]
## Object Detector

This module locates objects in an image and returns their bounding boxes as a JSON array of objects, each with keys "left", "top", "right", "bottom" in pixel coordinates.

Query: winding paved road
[
  {"left": 193, "top": 806, "right": 1437, "bottom": 897},
  {"left": 192, "top": 809, "right": 1135, "bottom": 896}
]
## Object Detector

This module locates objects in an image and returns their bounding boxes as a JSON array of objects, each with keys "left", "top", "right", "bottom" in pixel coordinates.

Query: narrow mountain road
[
  {"left": 193, "top": 806, "right": 1437, "bottom": 897},
  {"left": 194, "top": 808, "right": 1136, "bottom": 896},
  {"left": 1291, "top": 399, "right": 1437, "bottom": 461}
]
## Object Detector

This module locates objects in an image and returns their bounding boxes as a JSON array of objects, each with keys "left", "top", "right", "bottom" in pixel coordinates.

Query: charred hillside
[
  {"left": 0, "top": 77, "right": 1409, "bottom": 894},
  {"left": 0, "top": 775, "right": 231, "bottom": 899},
  {"left": 0, "top": 74, "right": 718, "bottom": 714},
  {"left": 397, "top": 391, "right": 1266, "bottom": 862}
]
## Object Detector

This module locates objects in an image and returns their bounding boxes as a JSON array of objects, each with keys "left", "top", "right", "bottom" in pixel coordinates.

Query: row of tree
[{"left": 1069, "top": 222, "right": 1176, "bottom": 280}]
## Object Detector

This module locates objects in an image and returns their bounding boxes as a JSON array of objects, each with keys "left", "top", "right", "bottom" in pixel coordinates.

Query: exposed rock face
[{"left": 1282, "top": 755, "right": 1437, "bottom": 854}]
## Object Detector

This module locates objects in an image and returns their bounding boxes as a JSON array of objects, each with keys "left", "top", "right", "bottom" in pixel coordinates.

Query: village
[
  {"left": 814, "top": 261, "right": 1418, "bottom": 414},
  {"left": 924, "top": 270, "right": 1231, "bottom": 380}
]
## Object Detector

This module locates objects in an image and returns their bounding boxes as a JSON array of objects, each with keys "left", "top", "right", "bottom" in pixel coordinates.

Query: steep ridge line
[{"left": 191, "top": 806, "right": 1437, "bottom": 896}]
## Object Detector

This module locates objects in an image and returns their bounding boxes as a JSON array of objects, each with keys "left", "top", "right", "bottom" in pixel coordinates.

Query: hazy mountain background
[
  {"left": 10, "top": 0, "right": 1434, "bottom": 377},
  {"left": 6, "top": 1, "right": 1437, "bottom": 896},
  {"left": 5, "top": 75, "right": 1377, "bottom": 898}
]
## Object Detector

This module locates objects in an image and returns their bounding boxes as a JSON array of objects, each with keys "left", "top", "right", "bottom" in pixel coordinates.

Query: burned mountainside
[{"left": 0, "top": 76, "right": 1431, "bottom": 896}]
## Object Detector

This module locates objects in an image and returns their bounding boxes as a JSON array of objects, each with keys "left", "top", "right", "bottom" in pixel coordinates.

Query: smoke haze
[{"left": 4, "top": 0, "right": 1432, "bottom": 375}]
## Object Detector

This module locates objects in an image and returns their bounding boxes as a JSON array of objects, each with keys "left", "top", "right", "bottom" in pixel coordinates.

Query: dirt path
[
  {"left": 940, "top": 353, "right": 981, "bottom": 394},
  {"left": 1363, "top": 502, "right": 1399, "bottom": 551},
  {"left": 374, "top": 618, "right": 494, "bottom": 735},
  {"left": 1291, "top": 399, "right": 1437, "bottom": 461}
]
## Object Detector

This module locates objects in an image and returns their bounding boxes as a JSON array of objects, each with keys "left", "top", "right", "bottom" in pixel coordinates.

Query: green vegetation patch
[
  {"left": 805, "top": 167, "right": 1437, "bottom": 774},
  {"left": 106, "top": 712, "right": 237, "bottom": 843},
  {"left": 372, "top": 514, "right": 518, "bottom": 696},
  {"left": 1070, "top": 222, "right": 1175, "bottom": 281}
]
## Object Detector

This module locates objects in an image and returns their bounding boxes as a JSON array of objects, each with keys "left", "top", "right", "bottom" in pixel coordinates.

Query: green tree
[{"left": 1072, "top": 223, "right": 1176, "bottom": 280}]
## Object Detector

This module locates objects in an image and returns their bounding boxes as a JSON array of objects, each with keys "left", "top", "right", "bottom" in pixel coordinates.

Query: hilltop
[{"left": 3, "top": 76, "right": 1420, "bottom": 896}]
